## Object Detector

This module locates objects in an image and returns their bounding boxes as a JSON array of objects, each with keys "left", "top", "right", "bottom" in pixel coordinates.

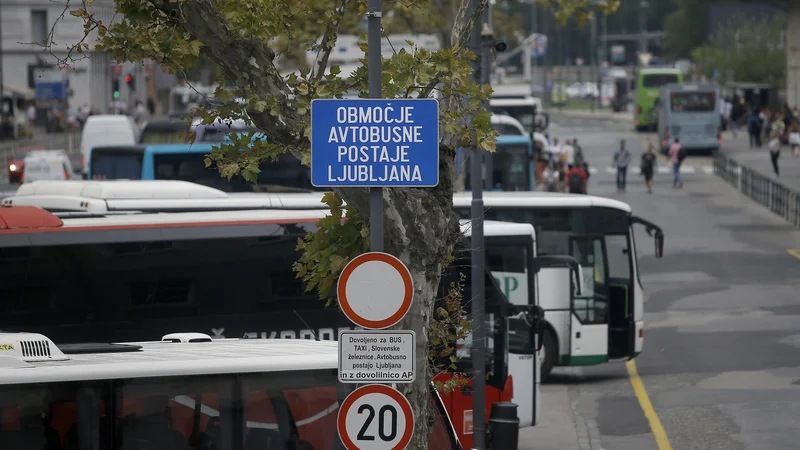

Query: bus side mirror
[{"left": 655, "top": 232, "right": 664, "bottom": 258}]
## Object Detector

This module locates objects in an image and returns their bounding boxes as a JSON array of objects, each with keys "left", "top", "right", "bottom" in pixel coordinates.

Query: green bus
[{"left": 634, "top": 68, "right": 682, "bottom": 132}]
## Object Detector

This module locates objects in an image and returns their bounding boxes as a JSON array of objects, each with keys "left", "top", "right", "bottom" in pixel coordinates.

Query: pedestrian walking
[
  {"left": 769, "top": 134, "right": 781, "bottom": 176},
  {"left": 747, "top": 109, "right": 762, "bottom": 148},
  {"left": 566, "top": 163, "right": 588, "bottom": 194},
  {"left": 668, "top": 138, "right": 685, "bottom": 188},
  {"left": 789, "top": 120, "right": 800, "bottom": 158},
  {"left": 613, "top": 139, "right": 631, "bottom": 193},
  {"left": 640, "top": 143, "right": 657, "bottom": 194}
]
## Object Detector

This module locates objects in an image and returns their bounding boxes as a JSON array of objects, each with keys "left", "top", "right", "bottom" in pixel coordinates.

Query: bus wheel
[{"left": 541, "top": 330, "right": 558, "bottom": 382}]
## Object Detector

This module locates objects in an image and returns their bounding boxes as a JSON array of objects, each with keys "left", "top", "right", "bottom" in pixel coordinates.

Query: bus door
[
  {"left": 568, "top": 236, "right": 610, "bottom": 365},
  {"left": 485, "top": 234, "right": 539, "bottom": 428},
  {"left": 434, "top": 257, "right": 510, "bottom": 450}
]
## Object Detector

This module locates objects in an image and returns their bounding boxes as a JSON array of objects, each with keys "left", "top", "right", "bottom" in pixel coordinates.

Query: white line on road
[{"left": 605, "top": 166, "right": 712, "bottom": 174}]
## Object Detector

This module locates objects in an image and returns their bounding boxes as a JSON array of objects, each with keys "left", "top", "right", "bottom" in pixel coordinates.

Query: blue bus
[
  {"left": 456, "top": 134, "right": 534, "bottom": 191},
  {"left": 656, "top": 83, "right": 722, "bottom": 154},
  {"left": 89, "top": 142, "right": 322, "bottom": 192}
]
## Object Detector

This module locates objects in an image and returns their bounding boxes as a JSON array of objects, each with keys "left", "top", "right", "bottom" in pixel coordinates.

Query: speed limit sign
[{"left": 337, "top": 384, "right": 414, "bottom": 450}]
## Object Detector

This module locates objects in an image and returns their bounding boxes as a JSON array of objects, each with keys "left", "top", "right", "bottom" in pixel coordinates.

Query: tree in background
[
  {"left": 664, "top": 0, "right": 786, "bottom": 59},
  {"left": 54, "top": 0, "right": 616, "bottom": 444},
  {"left": 691, "top": 14, "right": 786, "bottom": 86}
]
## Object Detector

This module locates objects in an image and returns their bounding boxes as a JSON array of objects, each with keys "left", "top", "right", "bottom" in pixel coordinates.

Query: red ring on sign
[
  {"left": 337, "top": 384, "right": 415, "bottom": 450},
  {"left": 337, "top": 252, "right": 413, "bottom": 329}
]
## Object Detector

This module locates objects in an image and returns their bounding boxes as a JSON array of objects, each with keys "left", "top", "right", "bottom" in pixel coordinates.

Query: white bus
[
  {"left": 453, "top": 192, "right": 664, "bottom": 378},
  {"left": 0, "top": 331, "right": 461, "bottom": 449},
  {"left": 0, "top": 180, "right": 579, "bottom": 447},
  {"left": 132, "top": 186, "right": 662, "bottom": 380}
]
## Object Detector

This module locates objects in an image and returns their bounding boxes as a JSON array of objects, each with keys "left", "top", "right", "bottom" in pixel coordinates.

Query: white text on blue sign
[{"left": 310, "top": 99, "right": 440, "bottom": 187}]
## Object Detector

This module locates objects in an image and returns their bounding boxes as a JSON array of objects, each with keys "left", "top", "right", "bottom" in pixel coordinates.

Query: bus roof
[
  {"left": 2, "top": 180, "right": 634, "bottom": 218},
  {"left": 660, "top": 83, "right": 719, "bottom": 93},
  {"left": 453, "top": 191, "right": 633, "bottom": 212},
  {"left": 0, "top": 332, "right": 338, "bottom": 385},
  {"left": 639, "top": 67, "right": 681, "bottom": 75},
  {"left": 461, "top": 219, "right": 534, "bottom": 238},
  {"left": 496, "top": 134, "right": 532, "bottom": 145},
  {"left": 145, "top": 143, "right": 218, "bottom": 154}
]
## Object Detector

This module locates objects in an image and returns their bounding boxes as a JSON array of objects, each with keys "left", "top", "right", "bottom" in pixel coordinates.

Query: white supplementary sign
[
  {"left": 339, "top": 330, "right": 416, "bottom": 384},
  {"left": 337, "top": 385, "right": 415, "bottom": 450}
]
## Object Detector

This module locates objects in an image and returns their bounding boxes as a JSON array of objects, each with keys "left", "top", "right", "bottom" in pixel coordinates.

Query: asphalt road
[{"left": 521, "top": 114, "right": 800, "bottom": 450}]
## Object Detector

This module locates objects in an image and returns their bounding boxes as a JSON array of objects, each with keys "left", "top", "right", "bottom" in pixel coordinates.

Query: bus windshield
[
  {"left": 457, "top": 206, "right": 633, "bottom": 277},
  {"left": 91, "top": 151, "right": 143, "bottom": 180},
  {"left": 492, "top": 105, "right": 535, "bottom": 131},
  {"left": 642, "top": 73, "right": 679, "bottom": 88},
  {"left": 670, "top": 91, "right": 716, "bottom": 113},
  {"left": 140, "top": 129, "right": 187, "bottom": 144},
  {"left": 491, "top": 144, "right": 531, "bottom": 191}
]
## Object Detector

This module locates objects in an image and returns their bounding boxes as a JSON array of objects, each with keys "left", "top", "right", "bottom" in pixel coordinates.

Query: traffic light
[
  {"left": 125, "top": 74, "right": 135, "bottom": 90},
  {"left": 112, "top": 78, "right": 120, "bottom": 99}
]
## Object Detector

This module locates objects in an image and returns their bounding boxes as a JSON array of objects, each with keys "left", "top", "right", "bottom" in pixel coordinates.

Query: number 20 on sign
[{"left": 337, "top": 384, "right": 415, "bottom": 450}]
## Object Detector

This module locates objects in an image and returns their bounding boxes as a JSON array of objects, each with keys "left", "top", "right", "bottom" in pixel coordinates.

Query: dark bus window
[
  {"left": 153, "top": 153, "right": 321, "bottom": 192},
  {"left": 91, "top": 152, "right": 143, "bottom": 180},
  {"left": 642, "top": 74, "right": 679, "bottom": 88},
  {"left": 492, "top": 123, "right": 523, "bottom": 135},
  {"left": 0, "top": 226, "right": 329, "bottom": 343},
  {"left": 140, "top": 130, "right": 187, "bottom": 144},
  {"left": 670, "top": 92, "right": 716, "bottom": 112},
  {"left": 491, "top": 106, "right": 535, "bottom": 130},
  {"left": 491, "top": 144, "right": 530, "bottom": 191}
]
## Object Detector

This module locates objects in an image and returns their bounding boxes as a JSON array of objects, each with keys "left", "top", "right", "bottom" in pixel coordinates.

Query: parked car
[{"left": 21, "top": 150, "right": 74, "bottom": 183}]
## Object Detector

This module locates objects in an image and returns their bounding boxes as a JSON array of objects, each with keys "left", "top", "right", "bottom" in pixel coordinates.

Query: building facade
[{"left": 0, "top": 0, "right": 144, "bottom": 115}]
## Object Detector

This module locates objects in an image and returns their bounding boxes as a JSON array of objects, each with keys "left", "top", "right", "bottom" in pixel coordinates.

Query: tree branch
[
  {"left": 421, "top": 0, "right": 488, "bottom": 98},
  {"left": 312, "top": 0, "right": 351, "bottom": 82},
  {"left": 149, "top": 0, "right": 299, "bottom": 146}
]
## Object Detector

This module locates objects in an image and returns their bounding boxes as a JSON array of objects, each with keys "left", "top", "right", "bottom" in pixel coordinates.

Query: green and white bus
[
  {"left": 453, "top": 192, "right": 664, "bottom": 378},
  {"left": 634, "top": 67, "right": 682, "bottom": 132}
]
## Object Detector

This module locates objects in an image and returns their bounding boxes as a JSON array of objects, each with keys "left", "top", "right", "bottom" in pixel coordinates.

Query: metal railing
[{"left": 713, "top": 153, "right": 800, "bottom": 228}]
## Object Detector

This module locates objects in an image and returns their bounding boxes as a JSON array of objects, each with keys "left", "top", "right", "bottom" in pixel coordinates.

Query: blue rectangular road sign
[{"left": 310, "top": 98, "right": 440, "bottom": 187}]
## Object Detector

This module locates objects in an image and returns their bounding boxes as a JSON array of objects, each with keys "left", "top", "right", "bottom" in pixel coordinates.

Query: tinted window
[
  {"left": 492, "top": 123, "right": 524, "bottom": 135},
  {"left": 91, "top": 152, "right": 143, "bottom": 180},
  {"left": 605, "top": 234, "right": 631, "bottom": 280},
  {"left": 0, "top": 227, "right": 327, "bottom": 343},
  {"left": 670, "top": 92, "right": 716, "bottom": 112},
  {"left": 153, "top": 153, "right": 321, "bottom": 192},
  {"left": 492, "top": 106, "right": 535, "bottom": 130},
  {"left": 491, "top": 144, "right": 530, "bottom": 191},
  {"left": 642, "top": 74, "right": 679, "bottom": 88},
  {"left": 0, "top": 370, "right": 354, "bottom": 450},
  {"left": 196, "top": 126, "right": 257, "bottom": 142},
  {"left": 140, "top": 129, "right": 187, "bottom": 144}
]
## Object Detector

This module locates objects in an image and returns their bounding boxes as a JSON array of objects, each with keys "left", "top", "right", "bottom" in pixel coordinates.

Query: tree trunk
[{"left": 336, "top": 144, "right": 460, "bottom": 444}]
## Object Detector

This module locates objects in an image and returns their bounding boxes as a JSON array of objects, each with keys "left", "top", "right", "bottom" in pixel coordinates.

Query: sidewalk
[{"left": 719, "top": 133, "right": 800, "bottom": 192}]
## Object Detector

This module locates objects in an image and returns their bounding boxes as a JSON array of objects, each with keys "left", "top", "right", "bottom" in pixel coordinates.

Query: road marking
[
  {"left": 604, "top": 166, "right": 711, "bottom": 175},
  {"left": 788, "top": 249, "right": 800, "bottom": 260},
  {"left": 626, "top": 360, "right": 673, "bottom": 450}
]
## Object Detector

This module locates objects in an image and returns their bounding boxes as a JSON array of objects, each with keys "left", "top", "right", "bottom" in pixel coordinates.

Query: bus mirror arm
[
  {"left": 532, "top": 255, "right": 583, "bottom": 296},
  {"left": 631, "top": 216, "right": 665, "bottom": 258}
]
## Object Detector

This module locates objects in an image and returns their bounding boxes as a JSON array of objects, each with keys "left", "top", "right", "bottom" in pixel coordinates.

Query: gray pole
[
  {"left": 638, "top": 1, "right": 648, "bottom": 56},
  {"left": 367, "top": 0, "right": 383, "bottom": 252},
  {"left": 470, "top": 0, "right": 487, "bottom": 447},
  {"left": 590, "top": 12, "right": 597, "bottom": 112},
  {"left": 0, "top": 1, "right": 5, "bottom": 108}
]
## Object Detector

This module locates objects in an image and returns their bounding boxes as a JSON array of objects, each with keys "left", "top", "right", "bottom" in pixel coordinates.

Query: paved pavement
[
  {"left": 717, "top": 133, "right": 800, "bottom": 192},
  {"left": 520, "top": 115, "right": 800, "bottom": 449}
]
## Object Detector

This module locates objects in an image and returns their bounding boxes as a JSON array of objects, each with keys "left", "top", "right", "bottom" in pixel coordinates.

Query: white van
[
  {"left": 21, "top": 150, "right": 74, "bottom": 183},
  {"left": 80, "top": 115, "right": 138, "bottom": 176}
]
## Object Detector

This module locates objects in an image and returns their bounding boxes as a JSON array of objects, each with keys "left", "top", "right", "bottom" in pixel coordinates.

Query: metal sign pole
[
  {"left": 367, "top": 0, "right": 383, "bottom": 253},
  {"left": 471, "top": 0, "right": 487, "bottom": 446}
]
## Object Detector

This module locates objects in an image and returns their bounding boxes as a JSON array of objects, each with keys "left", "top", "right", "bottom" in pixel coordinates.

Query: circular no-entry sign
[
  {"left": 337, "top": 252, "right": 413, "bottom": 329},
  {"left": 337, "top": 384, "right": 415, "bottom": 450}
]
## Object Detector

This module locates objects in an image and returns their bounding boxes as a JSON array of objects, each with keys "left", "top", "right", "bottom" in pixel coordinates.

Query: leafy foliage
[
  {"left": 691, "top": 13, "right": 786, "bottom": 85},
  {"left": 538, "top": 0, "right": 621, "bottom": 25},
  {"left": 429, "top": 273, "right": 472, "bottom": 394},
  {"left": 294, "top": 192, "right": 369, "bottom": 304}
]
